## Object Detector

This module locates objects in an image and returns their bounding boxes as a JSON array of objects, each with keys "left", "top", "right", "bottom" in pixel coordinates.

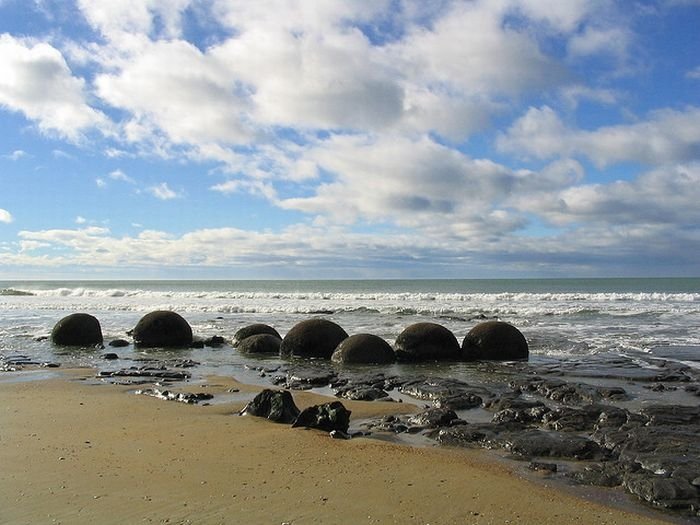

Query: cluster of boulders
[
  {"left": 240, "top": 388, "right": 353, "bottom": 437},
  {"left": 242, "top": 318, "right": 528, "bottom": 363},
  {"left": 50, "top": 311, "right": 529, "bottom": 363}
]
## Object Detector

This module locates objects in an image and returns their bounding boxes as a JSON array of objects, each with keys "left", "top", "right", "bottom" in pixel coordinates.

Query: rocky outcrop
[
  {"left": 280, "top": 319, "right": 348, "bottom": 359},
  {"left": 462, "top": 321, "right": 528, "bottom": 360},
  {"left": 132, "top": 311, "right": 193, "bottom": 348},
  {"left": 394, "top": 322, "right": 460, "bottom": 361},
  {"left": 331, "top": 333, "right": 395, "bottom": 364},
  {"left": 51, "top": 313, "right": 103, "bottom": 346}
]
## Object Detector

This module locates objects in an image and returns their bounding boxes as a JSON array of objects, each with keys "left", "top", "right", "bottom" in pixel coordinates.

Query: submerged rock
[
  {"left": 240, "top": 389, "right": 300, "bottom": 423},
  {"left": 51, "top": 313, "right": 103, "bottom": 347}
]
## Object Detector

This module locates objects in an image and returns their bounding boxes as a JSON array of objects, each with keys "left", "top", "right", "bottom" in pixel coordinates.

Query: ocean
[{"left": 1, "top": 278, "right": 699, "bottom": 402}]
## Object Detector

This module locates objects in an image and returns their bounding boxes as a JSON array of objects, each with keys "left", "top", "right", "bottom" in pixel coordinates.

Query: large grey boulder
[
  {"left": 462, "top": 321, "right": 528, "bottom": 360},
  {"left": 280, "top": 319, "right": 348, "bottom": 359},
  {"left": 233, "top": 323, "right": 281, "bottom": 346},
  {"left": 394, "top": 322, "right": 460, "bottom": 361},
  {"left": 133, "top": 311, "right": 193, "bottom": 348},
  {"left": 237, "top": 333, "right": 282, "bottom": 354},
  {"left": 51, "top": 313, "right": 103, "bottom": 346},
  {"left": 331, "top": 333, "right": 395, "bottom": 364}
]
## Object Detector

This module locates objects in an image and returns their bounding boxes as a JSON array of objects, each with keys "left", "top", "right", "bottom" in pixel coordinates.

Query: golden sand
[{"left": 0, "top": 371, "right": 673, "bottom": 525}]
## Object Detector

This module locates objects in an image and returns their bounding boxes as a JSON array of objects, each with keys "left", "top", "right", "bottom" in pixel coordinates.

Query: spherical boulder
[
  {"left": 133, "top": 310, "right": 193, "bottom": 348},
  {"left": 237, "top": 333, "right": 282, "bottom": 354},
  {"left": 331, "top": 333, "right": 396, "bottom": 364},
  {"left": 394, "top": 322, "right": 460, "bottom": 361},
  {"left": 51, "top": 313, "right": 103, "bottom": 346},
  {"left": 280, "top": 319, "right": 348, "bottom": 359},
  {"left": 232, "top": 323, "right": 281, "bottom": 346},
  {"left": 462, "top": 321, "right": 528, "bottom": 360}
]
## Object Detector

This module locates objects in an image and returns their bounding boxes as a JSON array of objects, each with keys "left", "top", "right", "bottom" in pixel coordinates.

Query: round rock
[
  {"left": 232, "top": 323, "right": 281, "bottom": 346},
  {"left": 331, "top": 333, "right": 395, "bottom": 364},
  {"left": 132, "top": 310, "right": 193, "bottom": 348},
  {"left": 462, "top": 321, "right": 529, "bottom": 360},
  {"left": 280, "top": 319, "right": 348, "bottom": 359},
  {"left": 394, "top": 322, "right": 460, "bottom": 361},
  {"left": 237, "top": 333, "right": 282, "bottom": 354},
  {"left": 51, "top": 313, "right": 103, "bottom": 346}
]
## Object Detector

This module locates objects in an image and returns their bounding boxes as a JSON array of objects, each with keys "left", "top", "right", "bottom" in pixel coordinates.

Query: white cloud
[
  {"left": 95, "top": 38, "right": 253, "bottom": 147},
  {"left": 75, "top": 216, "right": 87, "bottom": 224},
  {"left": 498, "top": 105, "right": 700, "bottom": 166},
  {"left": 0, "top": 208, "right": 13, "bottom": 223},
  {"left": 0, "top": 34, "right": 108, "bottom": 140},
  {"left": 96, "top": 178, "right": 107, "bottom": 188},
  {"left": 3, "top": 149, "right": 27, "bottom": 160},
  {"left": 108, "top": 169, "right": 135, "bottom": 183},
  {"left": 148, "top": 182, "right": 182, "bottom": 200},
  {"left": 76, "top": 0, "right": 193, "bottom": 40},
  {"left": 686, "top": 66, "right": 700, "bottom": 79}
]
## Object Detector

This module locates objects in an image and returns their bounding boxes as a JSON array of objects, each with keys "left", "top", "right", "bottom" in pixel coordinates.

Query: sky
[{"left": 0, "top": 0, "right": 699, "bottom": 279}]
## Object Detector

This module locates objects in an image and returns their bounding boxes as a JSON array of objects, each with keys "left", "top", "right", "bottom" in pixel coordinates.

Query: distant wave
[
  {"left": 17, "top": 287, "right": 700, "bottom": 303},
  {"left": 0, "top": 288, "right": 35, "bottom": 296}
]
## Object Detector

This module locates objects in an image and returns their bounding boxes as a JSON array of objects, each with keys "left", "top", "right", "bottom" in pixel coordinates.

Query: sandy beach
[{"left": 0, "top": 370, "right": 676, "bottom": 525}]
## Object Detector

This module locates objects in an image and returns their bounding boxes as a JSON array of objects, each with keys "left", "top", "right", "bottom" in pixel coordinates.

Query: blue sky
[{"left": 0, "top": 0, "right": 699, "bottom": 279}]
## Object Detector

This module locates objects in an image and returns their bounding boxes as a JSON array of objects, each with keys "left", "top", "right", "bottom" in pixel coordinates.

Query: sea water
[{"left": 1, "top": 278, "right": 699, "bottom": 404}]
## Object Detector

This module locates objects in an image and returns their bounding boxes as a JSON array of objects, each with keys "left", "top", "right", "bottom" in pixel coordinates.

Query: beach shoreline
[{"left": 0, "top": 369, "right": 680, "bottom": 525}]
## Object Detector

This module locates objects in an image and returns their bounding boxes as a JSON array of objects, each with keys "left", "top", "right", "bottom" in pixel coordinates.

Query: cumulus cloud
[
  {"left": 498, "top": 105, "right": 700, "bottom": 166},
  {"left": 0, "top": 34, "right": 108, "bottom": 140},
  {"left": 687, "top": 66, "right": 700, "bottom": 79},
  {"left": 0, "top": 208, "right": 13, "bottom": 223},
  {"left": 3, "top": 149, "right": 27, "bottom": 160},
  {"left": 148, "top": 182, "right": 182, "bottom": 200},
  {"left": 108, "top": 169, "right": 135, "bottom": 183}
]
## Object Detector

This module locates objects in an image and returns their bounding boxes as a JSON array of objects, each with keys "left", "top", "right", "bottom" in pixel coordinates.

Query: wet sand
[{"left": 0, "top": 371, "right": 673, "bottom": 525}]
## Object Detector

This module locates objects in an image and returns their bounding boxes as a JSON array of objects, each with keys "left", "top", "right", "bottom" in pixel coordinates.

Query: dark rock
[
  {"left": 237, "top": 334, "right": 282, "bottom": 354},
  {"left": 503, "top": 430, "right": 602, "bottom": 460},
  {"left": 394, "top": 322, "right": 460, "bottom": 362},
  {"left": 335, "top": 386, "right": 389, "bottom": 401},
  {"left": 510, "top": 377, "right": 627, "bottom": 404},
  {"left": 640, "top": 405, "right": 700, "bottom": 426},
  {"left": 435, "top": 423, "right": 508, "bottom": 449},
  {"left": 204, "top": 335, "right": 226, "bottom": 347},
  {"left": 398, "top": 377, "right": 487, "bottom": 402},
  {"left": 331, "top": 334, "right": 395, "bottom": 364},
  {"left": 51, "top": 313, "right": 103, "bottom": 346},
  {"left": 133, "top": 311, "right": 193, "bottom": 348},
  {"left": 571, "top": 461, "right": 631, "bottom": 487},
  {"left": 492, "top": 404, "right": 550, "bottom": 426},
  {"left": 233, "top": 324, "right": 281, "bottom": 346},
  {"left": 101, "top": 353, "right": 119, "bottom": 360},
  {"left": 293, "top": 401, "right": 351, "bottom": 433},
  {"left": 462, "top": 321, "right": 528, "bottom": 361},
  {"left": 623, "top": 473, "right": 698, "bottom": 509},
  {"left": 190, "top": 340, "right": 205, "bottom": 348},
  {"left": 280, "top": 319, "right": 348, "bottom": 359},
  {"left": 108, "top": 339, "right": 130, "bottom": 348},
  {"left": 330, "top": 429, "right": 352, "bottom": 439},
  {"left": 433, "top": 393, "right": 483, "bottom": 410},
  {"left": 240, "top": 389, "right": 300, "bottom": 423},
  {"left": 408, "top": 408, "right": 459, "bottom": 428},
  {"left": 135, "top": 388, "right": 213, "bottom": 404},
  {"left": 98, "top": 366, "right": 191, "bottom": 381},
  {"left": 542, "top": 405, "right": 609, "bottom": 432},
  {"left": 283, "top": 368, "right": 338, "bottom": 390},
  {"left": 529, "top": 461, "right": 558, "bottom": 473}
]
